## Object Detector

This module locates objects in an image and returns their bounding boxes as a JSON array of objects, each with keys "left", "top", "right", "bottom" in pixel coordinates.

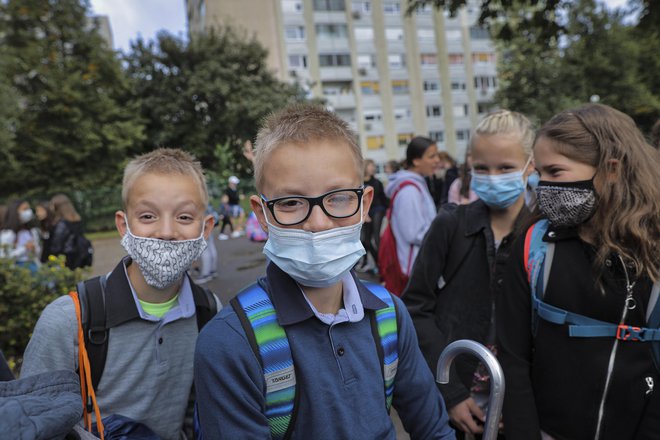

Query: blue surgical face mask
[
  {"left": 470, "top": 156, "right": 532, "bottom": 209},
  {"left": 527, "top": 171, "right": 540, "bottom": 190},
  {"left": 261, "top": 202, "right": 366, "bottom": 288}
]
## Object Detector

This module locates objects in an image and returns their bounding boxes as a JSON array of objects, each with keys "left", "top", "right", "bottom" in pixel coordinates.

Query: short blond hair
[
  {"left": 253, "top": 104, "right": 362, "bottom": 192},
  {"left": 121, "top": 148, "right": 208, "bottom": 208},
  {"left": 470, "top": 109, "right": 535, "bottom": 156}
]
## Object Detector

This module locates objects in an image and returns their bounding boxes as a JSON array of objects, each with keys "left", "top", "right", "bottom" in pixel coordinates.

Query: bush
[{"left": 0, "top": 256, "right": 87, "bottom": 373}]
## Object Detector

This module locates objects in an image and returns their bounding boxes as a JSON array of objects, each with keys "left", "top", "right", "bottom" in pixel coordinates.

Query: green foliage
[
  {"left": 494, "top": 0, "right": 660, "bottom": 130},
  {"left": 0, "top": 256, "right": 87, "bottom": 371},
  {"left": 0, "top": 0, "right": 145, "bottom": 199},
  {"left": 123, "top": 26, "right": 305, "bottom": 180}
]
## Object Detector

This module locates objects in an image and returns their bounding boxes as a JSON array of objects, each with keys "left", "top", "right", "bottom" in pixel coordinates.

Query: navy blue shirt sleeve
[
  {"left": 392, "top": 295, "right": 456, "bottom": 439},
  {"left": 194, "top": 309, "right": 271, "bottom": 439}
]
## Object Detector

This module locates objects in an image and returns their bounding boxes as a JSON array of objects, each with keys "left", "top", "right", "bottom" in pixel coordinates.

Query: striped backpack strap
[
  {"left": 364, "top": 282, "right": 399, "bottom": 412},
  {"left": 230, "top": 284, "right": 298, "bottom": 440}
]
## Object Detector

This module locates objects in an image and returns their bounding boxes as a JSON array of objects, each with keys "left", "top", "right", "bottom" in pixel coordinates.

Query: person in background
[
  {"left": 216, "top": 194, "right": 234, "bottom": 240},
  {"left": 34, "top": 200, "right": 54, "bottom": 263},
  {"left": 195, "top": 203, "right": 219, "bottom": 283},
  {"left": 225, "top": 176, "right": 245, "bottom": 237},
  {"left": 404, "top": 110, "right": 536, "bottom": 439},
  {"left": 1, "top": 199, "right": 40, "bottom": 269},
  {"left": 439, "top": 152, "right": 459, "bottom": 206},
  {"left": 447, "top": 152, "right": 479, "bottom": 205},
  {"left": 357, "top": 159, "right": 387, "bottom": 273},
  {"left": 0, "top": 205, "right": 8, "bottom": 258},
  {"left": 383, "top": 137, "right": 440, "bottom": 294},
  {"left": 498, "top": 104, "right": 660, "bottom": 440},
  {"left": 383, "top": 159, "right": 402, "bottom": 182},
  {"left": 48, "top": 194, "right": 89, "bottom": 270}
]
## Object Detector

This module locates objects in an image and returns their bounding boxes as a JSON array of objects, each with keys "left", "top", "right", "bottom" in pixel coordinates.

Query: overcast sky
[{"left": 89, "top": 0, "right": 631, "bottom": 53}]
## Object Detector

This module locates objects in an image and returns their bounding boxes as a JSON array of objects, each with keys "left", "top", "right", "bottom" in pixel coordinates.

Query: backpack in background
[
  {"left": 378, "top": 181, "right": 421, "bottom": 296},
  {"left": 63, "top": 223, "right": 93, "bottom": 270}
]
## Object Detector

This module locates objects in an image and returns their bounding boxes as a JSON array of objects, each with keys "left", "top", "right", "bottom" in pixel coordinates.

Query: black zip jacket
[
  {"left": 497, "top": 226, "right": 660, "bottom": 440},
  {"left": 403, "top": 200, "right": 528, "bottom": 409}
]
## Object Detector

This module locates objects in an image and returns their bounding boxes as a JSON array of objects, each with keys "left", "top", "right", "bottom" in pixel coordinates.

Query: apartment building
[{"left": 186, "top": 0, "right": 498, "bottom": 165}]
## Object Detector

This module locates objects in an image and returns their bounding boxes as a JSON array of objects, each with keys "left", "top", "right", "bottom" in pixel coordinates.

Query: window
[
  {"left": 398, "top": 133, "right": 413, "bottom": 146},
  {"left": 361, "top": 81, "right": 380, "bottom": 95},
  {"left": 285, "top": 26, "right": 305, "bottom": 41},
  {"left": 445, "top": 30, "right": 462, "bottom": 42},
  {"left": 282, "top": 0, "right": 303, "bottom": 13},
  {"left": 352, "top": 1, "right": 371, "bottom": 13},
  {"left": 472, "top": 52, "right": 496, "bottom": 64},
  {"left": 392, "top": 80, "right": 409, "bottom": 95},
  {"left": 388, "top": 54, "right": 405, "bottom": 69},
  {"left": 319, "top": 53, "right": 351, "bottom": 67},
  {"left": 429, "top": 131, "right": 444, "bottom": 143},
  {"left": 394, "top": 109, "right": 411, "bottom": 120},
  {"left": 470, "top": 26, "right": 489, "bottom": 39},
  {"left": 453, "top": 104, "right": 468, "bottom": 117},
  {"left": 354, "top": 27, "right": 374, "bottom": 40},
  {"left": 423, "top": 80, "right": 439, "bottom": 91},
  {"left": 456, "top": 129, "right": 471, "bottom": 141},
  {"left": 385, "top": 28, "right": 404, "bottom": 41},
  {"left": 417, "top": 29, "right": 434, "bottom": 41},
  {"left": 478, "top": 103, "right": 490, "bottom": 114},
  {"left": 316, "top": 23, "right": 348, "bottom": 39},
  {"left": 474, "top": 76, "right": 497, "bottom": 89},
  {"left": 288, "top": 54, "right": 308, "bottom": 68},
  {"left": 367, "top": 135, "right": 385, "bottom": 150},
  {"left": 364, "top": 110, "right": 383, "bottom": 122},
  {"left": 448, "top": 54, "right": 464, "bottom": 65},
  {"left": 383, "top": 2, "right": 401, "bottom": 15},
  {"left": 313, "top": 0, "right": 345, "bottom": 11},
  {"left": 451, "top": 81, "right": 466, "bottom": 91},
  {"left": 426, "top": 105, "right": 441, "bottom": 117},
  {"left": 421, "top": 53, "right": 437, "bottom": 66},
  {"left": 357, "top": 54, "right": 376, "bottom": 68}
]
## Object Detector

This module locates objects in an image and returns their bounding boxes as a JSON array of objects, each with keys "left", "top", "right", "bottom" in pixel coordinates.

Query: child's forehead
[{"left": 126, "top": 171, "right": 206, "bottom": 205}]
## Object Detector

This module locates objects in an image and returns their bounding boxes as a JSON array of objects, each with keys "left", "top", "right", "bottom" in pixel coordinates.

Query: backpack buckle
[
  {"left": 616, "top": 324, "right": 643, "bottom": 341},
  {"left": 88, "top": 327, "right": 108, "bottom": 345}
]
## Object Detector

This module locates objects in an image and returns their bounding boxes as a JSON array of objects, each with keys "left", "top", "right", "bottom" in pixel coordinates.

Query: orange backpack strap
[{"left": 69, "top": 291, "right": 105, "bottom": 440}]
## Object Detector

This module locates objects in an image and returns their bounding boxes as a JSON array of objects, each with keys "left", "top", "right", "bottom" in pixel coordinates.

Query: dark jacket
[
  {"left": 365, "top": 176, "right": 388, "bottom": 215},
  {"left": 498, "top": 226, "right": 660, "bottom": 440},
  {"left": 48, "top": 220, "right": 80, "bottom": 256},
  {"left": 403, "top": 200, "right": 528, "bottom": 408}
]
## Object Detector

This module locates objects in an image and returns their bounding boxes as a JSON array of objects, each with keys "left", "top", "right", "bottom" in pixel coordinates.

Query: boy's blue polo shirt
[{"left": 194, "top": 263, "right": 455, "bottom": 439}]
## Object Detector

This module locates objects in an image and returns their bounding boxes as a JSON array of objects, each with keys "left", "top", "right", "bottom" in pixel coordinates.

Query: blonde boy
[
  {"left": 22, "top": 148, "right": 219, "bottom": 439},
  {"left": 194, "top": 105, "right": 454, "bottom": 439}
]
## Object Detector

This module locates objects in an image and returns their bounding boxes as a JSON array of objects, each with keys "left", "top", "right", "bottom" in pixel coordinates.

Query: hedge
[{"left": 0, "top": 256, "right": 87, "bottom": 373}]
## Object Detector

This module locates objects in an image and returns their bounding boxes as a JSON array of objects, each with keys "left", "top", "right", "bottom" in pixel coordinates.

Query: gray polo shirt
[{"left": 21, "top": 258, "right": 201, "bottom": 440}]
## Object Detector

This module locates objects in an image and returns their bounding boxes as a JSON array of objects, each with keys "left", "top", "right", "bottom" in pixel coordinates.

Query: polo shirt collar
[
  {"left": 264, "top": 263, "right": 388, "bottom": 326},
  {"left": 104, "top": 256, "right": 201, "bottom": 328}
]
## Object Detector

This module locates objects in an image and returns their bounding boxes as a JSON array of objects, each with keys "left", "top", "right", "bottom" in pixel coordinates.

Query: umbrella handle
[{"left": 436, "top": 340, "right": 505, "bottom": 440}]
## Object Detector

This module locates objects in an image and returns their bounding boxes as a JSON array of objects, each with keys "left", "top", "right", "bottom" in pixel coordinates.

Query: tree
[
  {"left": 493, "top": 0, "right": 660, "bottom": 130},
  {"left": 0, "top": 0, "right": 145, "bottom": 198},
  {"left": 123, "top": 27, "right": 304, "bottom": 180}
]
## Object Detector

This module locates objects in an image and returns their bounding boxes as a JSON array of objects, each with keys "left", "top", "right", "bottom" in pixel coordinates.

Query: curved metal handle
[{"left": 436, "top": 340, "right": 505, "bottom": 440}]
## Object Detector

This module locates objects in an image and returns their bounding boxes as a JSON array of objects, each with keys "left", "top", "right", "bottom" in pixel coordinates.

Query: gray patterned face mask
[
  {"left": 536, "top": 179, "right": 597, "bottom": 228},
  {"left": 120, "top": 217, "right": 207, "bottom": 290}
]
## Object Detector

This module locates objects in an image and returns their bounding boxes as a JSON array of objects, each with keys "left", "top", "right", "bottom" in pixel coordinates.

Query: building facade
[{"left": 186, "top": 0, "right": 498, "bottom": 166}]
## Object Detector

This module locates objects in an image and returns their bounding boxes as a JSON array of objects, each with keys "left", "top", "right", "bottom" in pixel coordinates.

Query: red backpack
[{"left": 378, "top": 181, "right": 422, "bottom": 296}]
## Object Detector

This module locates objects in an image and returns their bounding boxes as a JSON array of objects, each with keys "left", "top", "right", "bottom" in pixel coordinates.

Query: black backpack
[{"left": 64, "top": 222, "right": 93, "bottom": 270}]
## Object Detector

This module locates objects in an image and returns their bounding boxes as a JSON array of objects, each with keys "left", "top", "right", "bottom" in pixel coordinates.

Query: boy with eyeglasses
[{"left": 194, "top": 104, "right": 455, "bottom": 439}]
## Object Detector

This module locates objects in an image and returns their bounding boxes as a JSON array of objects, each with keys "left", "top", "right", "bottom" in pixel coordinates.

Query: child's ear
[
  {"left": 115, "top": 211, "right": 128, "bottom": 237},
  {"left": 202, "top": 214, "right": 215, "bottom": 240},
  {"left": 361, "top": 186, "right": 374, "bottom": 221},
  {"left": 249, "top": 195, "right": 269, "bottom": 232}
]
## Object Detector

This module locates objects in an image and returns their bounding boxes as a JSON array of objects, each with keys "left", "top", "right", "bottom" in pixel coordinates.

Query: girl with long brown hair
[{"left": 498, "top": 104, "right": 660, "bottom": 439}]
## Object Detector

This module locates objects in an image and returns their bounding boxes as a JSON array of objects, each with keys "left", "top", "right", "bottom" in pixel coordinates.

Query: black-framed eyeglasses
[{"left": 261, "top": 187, "right": 364, "bottom": 226}]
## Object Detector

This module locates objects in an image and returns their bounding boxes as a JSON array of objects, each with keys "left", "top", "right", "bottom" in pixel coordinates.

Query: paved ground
[{"left": 90, "top": 230, "right": 410, "bottom": 438}]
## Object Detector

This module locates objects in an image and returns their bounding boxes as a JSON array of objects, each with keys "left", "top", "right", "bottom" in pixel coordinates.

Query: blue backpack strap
[
  {"left": 230, "top": 284, "right": 298, "bottom": 440},
  {"left": 363, "top": 282, "right": 399, "bottom": 412},
  {"left": 525, "top": 222, "right": 660, "bottom": 352}
]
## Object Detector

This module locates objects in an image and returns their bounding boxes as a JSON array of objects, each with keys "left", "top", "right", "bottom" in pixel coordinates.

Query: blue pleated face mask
[
  {"left": 261, "top": 202, "right": 365, "bottom": 288},
  {"left": 470, "top": 156, "right": 532, "bottom": 209}
]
